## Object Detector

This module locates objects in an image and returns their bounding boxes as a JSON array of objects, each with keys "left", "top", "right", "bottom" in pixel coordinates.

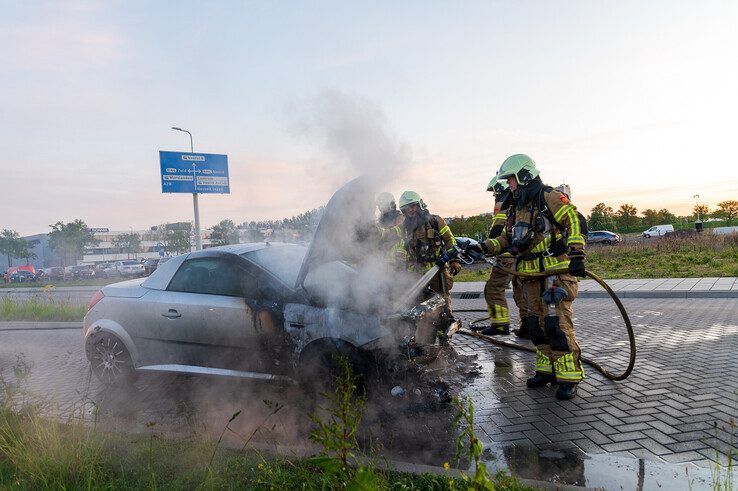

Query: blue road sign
[{"left": 159, "top": 151, "right": 230, "bottom": 194}]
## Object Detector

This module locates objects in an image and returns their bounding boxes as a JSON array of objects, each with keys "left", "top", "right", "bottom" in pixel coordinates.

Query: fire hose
[{"left": 457, "top": 260, "right": 636, "bottom": 381}]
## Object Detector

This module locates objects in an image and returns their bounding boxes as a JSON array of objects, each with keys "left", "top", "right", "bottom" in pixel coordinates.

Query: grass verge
[
  {"left": 456, "top": 233, "right": 738, "bottom": 280},
  {"left": 0, "top": 297, "right": 86, "bottom": 322},
  {"left": 0, "top": 278, "right": 117, "bottom": 289}
]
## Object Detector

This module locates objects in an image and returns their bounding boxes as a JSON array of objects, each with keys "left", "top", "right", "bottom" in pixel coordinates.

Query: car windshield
[{"left": 242, "top": 245, "right": 307, "bottom": 287}]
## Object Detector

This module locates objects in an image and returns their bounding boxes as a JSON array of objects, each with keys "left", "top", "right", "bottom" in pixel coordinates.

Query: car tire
[
  {"left": 644, "top": 234, "right": 650, "bottom": 238},
  {"left": 298, "top": 341, "right": 369, "bottom": 398},
  {"left": 603, "top": 239, "right": 611, "bottom": 245},
  {"left": 86, "top": 332, "right": 136, "bottom": 386}
]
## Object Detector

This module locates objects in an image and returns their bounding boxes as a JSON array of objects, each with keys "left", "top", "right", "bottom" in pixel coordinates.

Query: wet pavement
[{"left": 0, "top": 296, "right": 736, "bottom": 489}]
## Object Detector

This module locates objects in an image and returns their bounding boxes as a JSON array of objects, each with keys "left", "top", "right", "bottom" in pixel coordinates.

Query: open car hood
[{"left": 295, "top": 175, "right": 377, "bottom": 290}]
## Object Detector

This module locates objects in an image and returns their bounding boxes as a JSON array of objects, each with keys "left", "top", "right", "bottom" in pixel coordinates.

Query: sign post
[{"left": 159, "top": 150, "right": 230, "bottom": 251}]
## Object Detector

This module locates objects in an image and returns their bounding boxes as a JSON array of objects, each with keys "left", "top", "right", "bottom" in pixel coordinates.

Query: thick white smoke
[{"left": 289, "top": 89, "right": 412, "bottom": 188}]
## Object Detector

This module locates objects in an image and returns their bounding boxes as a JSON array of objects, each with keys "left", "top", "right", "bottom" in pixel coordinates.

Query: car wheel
[
  {"left": 298, "top": 341, "right": 368, "bottom": 398},
  {"left": 603, "top": 239, "right": 611, "bottom": 245},
  {"left": 644, "top": 234, "right": 650, "bottom": 238},
  {"left": 86, "top": 332, "right": 136, "bottom": 385}
]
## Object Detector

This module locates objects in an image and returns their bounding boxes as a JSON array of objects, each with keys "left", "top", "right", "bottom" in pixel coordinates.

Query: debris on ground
[{"left": 390, "top": 386, "right": 406, "bottom": 397}]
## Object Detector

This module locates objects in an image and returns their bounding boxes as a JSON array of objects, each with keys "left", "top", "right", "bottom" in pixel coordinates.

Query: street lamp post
[{"left": 171, "top": 127, "right": 202, "bottom": 251}]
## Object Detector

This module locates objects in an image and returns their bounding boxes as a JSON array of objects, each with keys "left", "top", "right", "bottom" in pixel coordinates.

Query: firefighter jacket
[
  {"left": 377, "top": 211, "right": 407, "bottom": 264},
  {"left": 483, "top": 188, "right": 585, "bottom": 273},
  {"left": 489, "top": 202, "right": 513, "bottom": 259},
  {"left": 404, "top": 213, "right": 458, "bottom": 272}
]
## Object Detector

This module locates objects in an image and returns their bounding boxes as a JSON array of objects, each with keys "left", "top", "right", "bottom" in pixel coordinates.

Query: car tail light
[{"left": 88, "top": 290, "right": 105, "bottom": 311}]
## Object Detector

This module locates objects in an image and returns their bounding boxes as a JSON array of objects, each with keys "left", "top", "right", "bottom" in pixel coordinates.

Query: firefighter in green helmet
[
  {"left": 478, "top": 174, "right": 524, "bottom": 336},
  {"left": 473, "top": 154, "right": 587, "bottom": 400},
  {"left": 398, "top": 191, "right": 461, "bottom": 308}
]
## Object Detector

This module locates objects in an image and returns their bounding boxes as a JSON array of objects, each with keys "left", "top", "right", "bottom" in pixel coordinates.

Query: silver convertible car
[{"left": 83, "top": 178, "right": 455, "bottom": 386}]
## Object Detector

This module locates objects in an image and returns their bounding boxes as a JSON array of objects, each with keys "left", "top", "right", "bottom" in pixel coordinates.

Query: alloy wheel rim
[{"left": 92, "top": 336, "right": 127, "bottom": 381}]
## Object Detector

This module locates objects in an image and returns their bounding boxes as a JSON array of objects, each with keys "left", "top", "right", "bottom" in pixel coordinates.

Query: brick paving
[{"left": 453, "top": 297, "right": 738, "bottom": 467}]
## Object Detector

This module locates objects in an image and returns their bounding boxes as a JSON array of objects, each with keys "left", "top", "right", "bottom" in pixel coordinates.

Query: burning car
[{"left": 83, "top": 177, "right": 456, "bottom": 386}]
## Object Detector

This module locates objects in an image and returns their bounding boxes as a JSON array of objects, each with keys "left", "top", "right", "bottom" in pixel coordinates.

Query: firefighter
[
  {"left": 479, "top": 175, "right": 518, "bottom": 336},
  {"left": 376, "top": 192, "right": 403, "bottom": 228},
  {"left": 475, "top": 155, "right": 586, "bottom": 400},
  {"left": 375, "top": 192, "right": 407, "bottom": 269},
  {"left": 398, "top": 191, "right": 462, "bottom": 307}
]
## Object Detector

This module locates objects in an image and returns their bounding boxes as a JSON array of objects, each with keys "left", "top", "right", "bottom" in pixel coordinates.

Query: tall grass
[
  {"left": 587, "top": 233, "right": 738, "bottom": 278},
  {"left": 0, "top": 296, "right": 86, "bottom": 322}
]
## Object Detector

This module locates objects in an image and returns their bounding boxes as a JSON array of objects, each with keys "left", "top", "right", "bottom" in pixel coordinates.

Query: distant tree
[
  {"left": 14, "top": 238, "right": 37, "bottom": 264},
  {"left": 210, "top": 219, "right": 240, "bottom": 246},
  {"left": 693, "top": 204, "right": 710, "bottom": 221},
  {"left": 0, "top": 228, "right": 25, "bottom": 267},
  {"left": 153, "top": 224, "right": 192, "bottom": 255},
  {"left": 112, "top": 233, "right": 142, "bottom": 259},
  {"left": 236, "top": 206, "right": 325, "bottom": 243},
  {"left": 446, "top": 214, "right": 492, "bottom": 241},
  {"left": 588, "top": 203, "right": 616, "bottom": 231},
  {"left": 715, "top": 200, "right": 738, "bottom": 224},
  {"left": 641, "top": 209, "right": 659, "bottom": 227},
  {"left": 656, "top": 208, "right": 677, "bottom": 225},
  {"left": 616, "top": 204, "right": 640, "bottom": 231},
  {"left": 48, "top": 220, "right": 99, "bottom": 268}
]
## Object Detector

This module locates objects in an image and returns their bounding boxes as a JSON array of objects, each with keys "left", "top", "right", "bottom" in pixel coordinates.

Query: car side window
[{"left": 167, "top": 258, "right": 245, "bottom": 296}]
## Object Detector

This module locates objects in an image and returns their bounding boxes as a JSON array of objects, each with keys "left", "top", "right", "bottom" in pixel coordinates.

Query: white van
[{"left": 642, "top": 224, "right": 674, "bottom": 238}]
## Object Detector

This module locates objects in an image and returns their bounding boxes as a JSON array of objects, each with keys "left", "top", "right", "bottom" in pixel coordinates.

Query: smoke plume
[{"left": 289, "top": 89, "right": 412, "bottom": 187}]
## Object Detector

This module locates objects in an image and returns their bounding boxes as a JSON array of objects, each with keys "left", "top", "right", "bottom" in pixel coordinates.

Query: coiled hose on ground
[{"left": 456, "top": 262, "right": 636, "bottom": 381}]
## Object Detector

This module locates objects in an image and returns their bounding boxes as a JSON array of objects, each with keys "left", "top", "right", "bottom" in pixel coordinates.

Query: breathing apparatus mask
[
  {"left": 510, "top": 213, "right": 548, "bottom": 254},
  {"left": 511, "top": 221, "right": 533, "bottom": 252}
]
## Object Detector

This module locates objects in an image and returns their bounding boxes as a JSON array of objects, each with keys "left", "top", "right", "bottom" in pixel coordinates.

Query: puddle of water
[{"left": 481, "top": 444, "right": 734, "bottom": 490}]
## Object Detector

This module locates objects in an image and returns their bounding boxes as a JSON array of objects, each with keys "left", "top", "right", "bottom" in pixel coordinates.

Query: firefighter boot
[
  {"left": 513, "top": 327, "right": 530, "bottom": 339},
  {"left": 526, "top": 372, "right": 557, "bottom": 388},
  {"left": 556, "top": 382, "right": 578, "bottom": 400},
  {"left": 481, "top": 324, "right": 510, "bottom": 336}
]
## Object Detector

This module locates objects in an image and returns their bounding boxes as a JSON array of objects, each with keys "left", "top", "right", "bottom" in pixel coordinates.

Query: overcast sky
[{"left": 2, "top": 1, "right": 737, "bottom": 235}]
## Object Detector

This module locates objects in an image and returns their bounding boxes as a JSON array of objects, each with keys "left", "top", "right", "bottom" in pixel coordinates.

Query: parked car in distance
[
  {"left": 70, "top": 265, "right": 96, "bottom": 279},
  {"left": 4, "top": 265, "right": 37, "bottom": 283},
  {"left": 94, "top": 262, "right": 118, "bottom": 278},
  {"left": 586, "top": 230, "right": 622, "bottom": 245},
  {"left": 642, "top": 224, "right": 674, "bottom": 238},
  {"left": 9, "top": 270, "right": 37, "bottom": 283},
  {"left": 46, "top": 267, "right": 65, "bottom": 281},
  {"left": 143, "top": 258, "right": 160, "bottom": 276},
  {"left": 115, "top": 260, "right": 145, "bottom": 277}
]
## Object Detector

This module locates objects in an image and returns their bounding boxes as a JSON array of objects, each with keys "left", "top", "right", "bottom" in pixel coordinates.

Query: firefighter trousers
[
  {"left": 520, "top": 274, "right": 584, "bottom": 383},
  {"left": 483, "top": 255, "right": 515, "bottom": 328}
]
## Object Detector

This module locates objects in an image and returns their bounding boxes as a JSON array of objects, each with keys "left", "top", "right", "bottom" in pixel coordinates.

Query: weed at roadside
[{"left": 0, "top": 296, "right": 86, "bottom": 321}]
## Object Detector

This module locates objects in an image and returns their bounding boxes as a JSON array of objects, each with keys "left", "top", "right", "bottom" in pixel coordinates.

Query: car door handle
[{"left": 162, "top": 309, "right": 181, "bottom": 319}]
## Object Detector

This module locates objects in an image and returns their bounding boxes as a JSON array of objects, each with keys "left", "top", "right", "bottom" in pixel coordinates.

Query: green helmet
[
  {"left": 376, "top": 192, "right": 397, "bottom": 212},
  {"left": 399, "top": 190, "right": 425, "bottom": 210},
  {"left": 497, "top": 154, "right": 540, "bottom": 186},
  {"left": 486, "top": 174, "right": 509, "bottom": 194}
]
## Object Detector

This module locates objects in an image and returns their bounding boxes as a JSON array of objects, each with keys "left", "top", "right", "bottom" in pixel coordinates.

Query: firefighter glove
[
  {"left": 466, "top": 242, "right": 487, "bottom": 256},
  {"left": 542, "top": 285, "right": 568, "bottom": 304},
  {"left": 568, "top": 250, "right": 586, "bottom": 277},
  {"left": 449, "top": 260, "right": 462, "bottom": 276}
]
